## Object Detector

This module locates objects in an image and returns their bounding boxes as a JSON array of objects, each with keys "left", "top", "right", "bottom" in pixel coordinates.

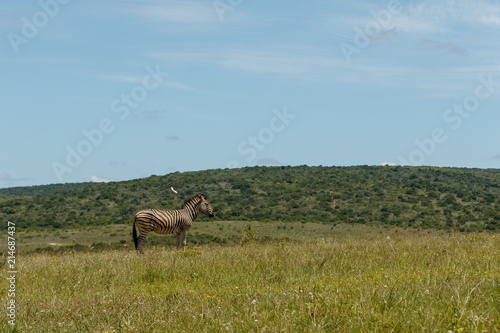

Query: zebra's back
[{"left": 134, "top": 209, "right": 186, "bottom": 235}]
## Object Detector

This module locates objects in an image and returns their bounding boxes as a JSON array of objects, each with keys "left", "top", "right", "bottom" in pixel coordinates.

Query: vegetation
[
  {"left": 0, "top": 220, "right": 345, "bottom": 254},
  {"left": 0, "top": 182, "right": 95, "bottom": 202},
  {"left": 1, "top": 228, "right": 498, "bottom": 332},
  {"left": 1, "top": 165, "right": 500, "bottom": 232}
]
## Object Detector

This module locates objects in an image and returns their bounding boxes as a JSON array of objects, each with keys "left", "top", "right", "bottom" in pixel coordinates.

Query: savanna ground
[{"left": 1, "top": 223, "right": 499, "bottom": 332}]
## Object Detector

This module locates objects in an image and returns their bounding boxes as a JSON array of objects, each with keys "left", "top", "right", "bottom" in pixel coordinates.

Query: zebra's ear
[{"left": 198, "top": 194, "right": 207, "bottom": 200}]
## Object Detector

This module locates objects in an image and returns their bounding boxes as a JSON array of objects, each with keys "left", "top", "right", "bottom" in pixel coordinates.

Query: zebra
[{"left": 132, "top": 193, "right": 215, "bottom": 253}]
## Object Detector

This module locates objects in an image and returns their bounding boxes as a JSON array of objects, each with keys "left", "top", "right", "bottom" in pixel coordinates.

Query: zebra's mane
[{"left": 181, "top": 194, "right": 206, "bottom": 209}]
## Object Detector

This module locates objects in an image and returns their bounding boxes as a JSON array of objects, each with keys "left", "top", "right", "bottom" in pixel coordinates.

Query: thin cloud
[
  {"left": 151, "top": 44, "right": 495, "bottom": 94},
  {"left": 392, "top": 15, "right": 445, "bottom": 34},
  {"left": 330, "top": 5, "right": 444, "bottom": 35},
  {"left": 94, "top": 74, "right": 144, "bottom": 83},
  {"left": 405, "top": 0, "right": 500, "bottom": 31},
  {"left": 419, "top": 39, "right": 469, "bottom": 57},
  {"left": 132, "top": 110, "right": 166, "bottom": 121},
  {"left": 152, "top": 47, "right": 463, "bottom": 91},
  {"left": 109, "top": 161, "right": 128, "bottom": 166},
  {"left": 152, "top": 47, "right": 344, "bottom": 76},
  {"left": 83, "top": 71, "right": 212, "bottom": 95},
  {"left": 79, "top": 71, "right": 147, "bottom": 84},
  {"left": 118, "top": 0, "right": 218, "bottom": 24},
  {"left": 0, "top": 173, "right": 30, "bottom": 187},
  {"left": 219, "top": 50, "right": 340, "bottom": 75},
  {"left": 480, "top": 14, "right": 500, "bottom": 26},
  {"left": 162, "top": 81, "right": 203, "bottom": 93},
  {"left": 0, "top": 174, "right": 13, "bottom": 182},
  {"left": 0, "top": 173, "right": 28, "bottom": 183},
  {"left": 370, "top": 28, "right": 397, "bottom": 43},
  {"left": 142, "top": 110, "right": 165, "bottom": 120}
]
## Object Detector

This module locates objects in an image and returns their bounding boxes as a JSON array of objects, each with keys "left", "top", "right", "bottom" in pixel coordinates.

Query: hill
[
  {"left": 1, "top": 165, "right": 499, "bottom": 232},
  {"left": 0, "top": 182, "right": 96, "bottom": 201}
]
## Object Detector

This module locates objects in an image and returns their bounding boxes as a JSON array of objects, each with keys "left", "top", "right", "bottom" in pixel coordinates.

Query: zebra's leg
[
  {"left": 176, "top": 231, "right": 187, "bottom": 251},
  {"left": 136, "top": 231, "right": 150, "bottom": 254},
  {"left": 176, "top": 232, "right": 182, "bottom": 251},
  {"left": 180, "top": 231, "right": 188, "bottom": 251}
]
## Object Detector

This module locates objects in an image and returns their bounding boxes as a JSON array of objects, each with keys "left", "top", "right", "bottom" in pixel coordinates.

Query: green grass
[
  {"left": 0, "top": 221, "right": 366, "bottom": 254},
  {"left": 0, "top": 224, "right": 132, "bottom": 253},
  {"left": 2, "top": 227, "right": 499, "bottom": 332}
]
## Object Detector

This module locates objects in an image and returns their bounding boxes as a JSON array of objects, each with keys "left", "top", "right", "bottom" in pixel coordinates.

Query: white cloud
[
  {"left": 219, "top": 50, "right": 322, "bottom": 74},
  {"left": 152, "top": 47, "right": 344, "bottom": 76},
  {"left": 479, "top": 14, "right": 500, "bottom": 26},
  {"left": 380, "top": 161, "right": 398, "bottom": 166},
  {"left": 91, "top": 73, "right": 144, "bottom": 83},
  {"left": 90, "top": 175, "right": 112, "bottom": 183},
  {"left": 331, "top": 0, "right": 499, "bottom": 40},
  {"left": 404, "top": 0, "right": 500, "bottom": 30},
  {"left": 0, "top": 173, "right": 14, "bottom": 182},
  {"left": 161, "top": 80, "right": 203, "bottom": 92},
  {"left": 391, "top": 14, "right": 445, "bottom": 34}
]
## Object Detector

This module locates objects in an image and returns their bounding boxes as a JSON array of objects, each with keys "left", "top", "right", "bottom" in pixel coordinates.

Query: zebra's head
[{"left": 198, "top": 194, "right": 215, "bottom": 218}]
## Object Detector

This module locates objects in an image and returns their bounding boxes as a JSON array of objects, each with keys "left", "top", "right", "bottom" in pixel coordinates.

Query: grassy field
[
  {"left": 1, "top": 224, "right": 499, "bottom": 332},
  {"left": 0, "top": 221, "right": 365, "bottom": 253}
]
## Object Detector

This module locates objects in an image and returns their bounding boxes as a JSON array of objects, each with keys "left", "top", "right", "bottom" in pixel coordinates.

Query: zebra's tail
[{"left": 132, "top": 216, "right": 138, "bottom": 251}]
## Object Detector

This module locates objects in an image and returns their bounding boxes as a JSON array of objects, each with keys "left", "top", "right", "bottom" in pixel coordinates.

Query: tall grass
[{"left": 2, "top": 231, "right": 499, "bottom": 332}]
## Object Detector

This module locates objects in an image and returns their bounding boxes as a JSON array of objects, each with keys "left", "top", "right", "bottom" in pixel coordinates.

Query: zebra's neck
[{"left": 182, "top": 200, "right": 201, "bottom": 221}]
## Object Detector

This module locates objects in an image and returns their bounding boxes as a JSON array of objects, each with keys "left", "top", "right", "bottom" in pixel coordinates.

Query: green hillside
[
  {"left": 0, "top": 182, "right": 96, "bottom": 201},
  {"left": 1, "top": 165, "right": 499, "bottom": 232}
]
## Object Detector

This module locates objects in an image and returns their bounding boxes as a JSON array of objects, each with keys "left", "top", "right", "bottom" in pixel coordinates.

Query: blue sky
[{"left": 1, "top": 0, "right": 500, "bottom": 188}]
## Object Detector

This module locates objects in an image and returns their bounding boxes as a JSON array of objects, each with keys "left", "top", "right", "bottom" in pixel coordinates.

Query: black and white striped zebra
[{"left": 132, "top": 194, "right": 215, "bottom": 253}]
